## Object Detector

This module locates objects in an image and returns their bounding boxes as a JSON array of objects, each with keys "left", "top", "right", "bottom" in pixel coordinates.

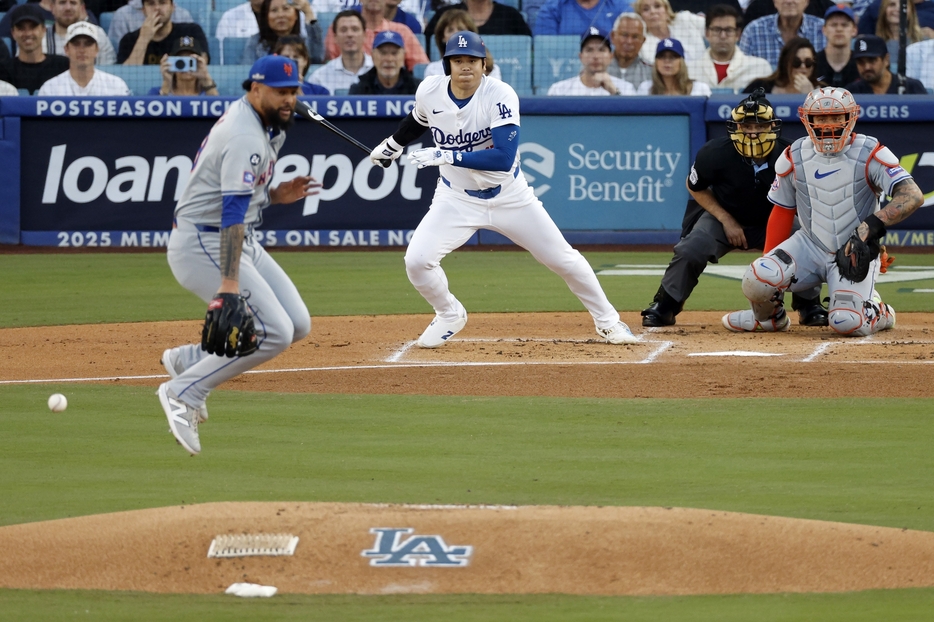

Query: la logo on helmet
[{"left": 458, "top": 35, "right": 467, "bottom": 47}]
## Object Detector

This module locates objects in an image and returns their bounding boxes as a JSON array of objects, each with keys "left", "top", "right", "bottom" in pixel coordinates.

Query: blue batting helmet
[{"left": 442, "top": 30, "right": 486, "bottom": 76}]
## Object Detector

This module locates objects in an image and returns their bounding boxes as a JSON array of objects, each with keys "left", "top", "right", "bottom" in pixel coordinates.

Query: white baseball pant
[{"left": 404, "top": 175, "right": 621, "bottom": 328}]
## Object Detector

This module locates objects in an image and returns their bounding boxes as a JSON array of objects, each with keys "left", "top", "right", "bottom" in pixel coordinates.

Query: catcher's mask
[
  {"left": 726, "top": 87, "right": 781, "bottom": 159},
  {"left": 798, "top": 86, "right": 860, "bottom": 154},
  {"left": 443, "top": 30, "right": 486, "bottom": 76}
]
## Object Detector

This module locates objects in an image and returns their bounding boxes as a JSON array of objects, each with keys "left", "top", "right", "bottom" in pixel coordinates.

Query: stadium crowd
[{"left": 0, "top": 0, "right": 932, "bottom": 95}]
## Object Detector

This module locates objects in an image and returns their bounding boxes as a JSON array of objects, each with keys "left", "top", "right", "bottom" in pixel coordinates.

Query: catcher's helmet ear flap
[
  {"left": 442, "top": 30, "right": 486, "bottom": 76},
  {"left": 798, "top": 86, "right": 860, "bottom": 154},
  {"left": 725, "top": 87, "right": 782, "bottom": 159}
]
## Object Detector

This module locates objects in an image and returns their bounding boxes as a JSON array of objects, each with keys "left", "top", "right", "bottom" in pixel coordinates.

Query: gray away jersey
[{"left": 174, "top": 97, "right": 286, "bottom": 227}]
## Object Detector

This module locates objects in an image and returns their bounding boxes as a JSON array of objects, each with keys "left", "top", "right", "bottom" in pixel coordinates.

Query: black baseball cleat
[
  {"left": 641, "top": 302, "right": 676, "bottom": 327},
  {"left": 797, "top": 303, "right": 829, "bottom": 327}
]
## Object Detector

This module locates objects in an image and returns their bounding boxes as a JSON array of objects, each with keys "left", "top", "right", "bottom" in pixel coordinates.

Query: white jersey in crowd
[
  {"left": 414, "top": 74, "right": 519, "bottom": 192},
  {"left": 423, "top": 60, "right": 502, "bottom": 81},
  {"left": 308, "top": 55, "right": 374, "bottom": 92},
  {"left": 0, "top": 80, "right": 17, "bottom": 95},
  {"left": 38, "top": 69, "right": 130, "bottom": 96},
  {"left": 769, "top": 134, "right": 912, "bottom": 254},
  {"left": 636, "top": 79, "right": 712, "bottom": 96},
  {"left": 174, "top": 97, "right": 285, "bottom": 227},
  {"left": 546, "top": 74, "right": 635, "bottom": 96},
  {"left": 43, "top": 24, "right": 117, "bottom": 65}
]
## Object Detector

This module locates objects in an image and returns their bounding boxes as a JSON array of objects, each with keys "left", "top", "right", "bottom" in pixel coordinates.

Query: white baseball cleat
[
  {"left": 417, "top": 302, "right": 468, "bottom": 348},
  {"left": 157, "top": 383, "right": 201, "bottom": 455},
  {"left": 596, "top": 321, "right": 640, "bottom": 344},
  {"left": 161, "top": 348, "right": 208, "bottom": 422},
  {"left": 722, "top": 309, "right": 790, "bottom": 332}
]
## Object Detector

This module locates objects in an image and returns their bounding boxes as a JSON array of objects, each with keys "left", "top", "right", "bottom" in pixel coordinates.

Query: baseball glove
[
  {"left": 201, "top": 293, "right": 258, "bottom": 358},
  {"left": 835, "top": 230, "right": 881, "bottom": 283}
]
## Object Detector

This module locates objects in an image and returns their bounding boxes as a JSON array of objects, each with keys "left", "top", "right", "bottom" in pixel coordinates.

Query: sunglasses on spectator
[{"left": 792, "top": 57, "right": 815, "bottom": 68}]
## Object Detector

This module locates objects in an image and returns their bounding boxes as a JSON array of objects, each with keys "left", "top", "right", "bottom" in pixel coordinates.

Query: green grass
[
  {"left": 4, "top": 250, "right": 934, "bottom": 619},
  {"left": 4, "top": 250, "right": 934, "bottom": 327}
]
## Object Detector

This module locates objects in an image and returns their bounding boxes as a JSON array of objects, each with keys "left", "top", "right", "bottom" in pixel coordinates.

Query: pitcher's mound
[{"left": 1, "top": 502, "right": 933, "bottom": 596}]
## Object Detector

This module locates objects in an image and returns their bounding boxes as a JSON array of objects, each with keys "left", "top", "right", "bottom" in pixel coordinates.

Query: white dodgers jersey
[
  {"left": 768, "top": 135, "right": 912, "bottom": 254},
  {"left": 174, "top": 97, "right": 286, "bottom": 227},
  {"left": 413, "top": 75, "right": 521, "bottom": 191}
]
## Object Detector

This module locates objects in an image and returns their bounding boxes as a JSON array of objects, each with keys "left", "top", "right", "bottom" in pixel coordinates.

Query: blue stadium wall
[{"left": 1, "top": 94, "right": 933, "bottom": 248}]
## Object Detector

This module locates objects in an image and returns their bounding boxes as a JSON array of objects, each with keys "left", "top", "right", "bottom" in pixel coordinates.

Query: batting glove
[
  {"left": 370, "top": 136, "right": 403, "bottom": 165},
  {"left": 409, "top": 148, "right": 455, "bottom": 169}
]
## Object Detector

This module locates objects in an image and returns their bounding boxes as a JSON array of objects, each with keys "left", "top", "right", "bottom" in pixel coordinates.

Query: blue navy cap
[
  {"left": 247, "top": 55, "right": 300, "bottom": 87},
  {"left": 580, "top": 26, "right": 612, "bottom": 51},
  {"left": 373, "top": 30, "right": 404, "bottom": 49},
  {"left": 656, "top": 37, "right": 684, "bottom": 58},
  {"left": 852, "top": 34, "right": 887, "bottom": 58}
]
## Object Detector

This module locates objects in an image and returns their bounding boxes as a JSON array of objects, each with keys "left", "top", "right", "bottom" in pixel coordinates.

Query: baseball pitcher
[
  {"left": 723, "top": 86, "right": 924, "bottom": 335},
  {"left": 157, "top": 56, "right": 320, "bottom": 455}
]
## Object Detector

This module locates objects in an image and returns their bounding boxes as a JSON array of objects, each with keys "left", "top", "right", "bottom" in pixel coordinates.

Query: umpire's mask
[{"left": 726, "top": 87, "right": 782, "bottom": 160}]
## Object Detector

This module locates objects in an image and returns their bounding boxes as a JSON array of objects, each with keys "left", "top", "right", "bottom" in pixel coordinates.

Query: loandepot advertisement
[{"left": 519, "top": 115, "right": 691, "bottom": 230}]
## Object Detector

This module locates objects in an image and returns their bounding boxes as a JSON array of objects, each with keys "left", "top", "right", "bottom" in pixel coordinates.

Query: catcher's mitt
[
  {"left": 201, "top": 293, "right": 258, "bottom": 358},
  {"left": 835, "top": 230, "right": 881, "bottom": 283}
]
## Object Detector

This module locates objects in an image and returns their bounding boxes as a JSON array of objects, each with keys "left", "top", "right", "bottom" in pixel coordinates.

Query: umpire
[{"left": 641, "top": 89, "right": 828, "bottom": 328}]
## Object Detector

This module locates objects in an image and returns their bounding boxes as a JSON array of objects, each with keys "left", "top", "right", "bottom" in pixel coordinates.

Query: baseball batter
[
  {"left": 157, "top": 56, "right": 319, "bottom": 455},
  {"left": 722, "top": 87, "right": 924, "bottom": 336},
  {"left": 370, "top": 30, "right": 638, "bottom": 347}
]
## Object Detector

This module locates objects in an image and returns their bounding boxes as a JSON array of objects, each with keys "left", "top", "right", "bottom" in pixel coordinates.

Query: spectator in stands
[
  {"left": 1, "top": 0, "right": 98, "bottom": 40},
  {"left": 608, "top": 13, "right": 653, "bottom": 86},
  {"left": 149, "top": 35, "right": 218, "bottom": 96},
  {"left": 423, "top": 9, "right": 502, "bottom": 77},
  {"left": 349, "top": 29, "right": 419, "bottom": 93},
  {"left": 38, "top": 21, "right": 129, "bottom": 94},
  {"left": 425, "top": 0, "right": 530, "bottom": 58},
  {"left": 0, "top": 4, "right": 69, "bottom": 93},
  {"left": 241, "top": 0, "right": 323, "bottom": 64},
  {"left": 743, "top": 35, "right": 818, "bottom": 92},
  {"left": 687, "top": 4, "right": 772, "bottom": 92},
  {"left": 743, "top": 0, "right": 834, "bottom": 25},
  {"left": 308, "top": 10, "right": 373, "bottom": 93},
  {"left": 637, "top": 36, "right": 712, "bottom": 93},
  {"left": 548, "top": 26, "right": 636, "bottom": 94},
  {"left": 215, "top": 0, "right": 265, "bottom": 42},
  {"left": 876, "top": 0, "right": 926, "bottom": 60},
  {"left": 384, "top": 0, "right": 423, "bottom": 34},
  {"left": 324, "top": 0, "right": 428, "bottom": 70},
  {"left": 533, "top": 0, "right": 631, "bottom": 36},
  {"left": 108, "top": 0, "right": 193, "bottom": 47},
  {"left": 118, "top": 0, "right": 208, "bottom": 64},
  {"left": 46, "top": 0, "right": 116, "bottom": 65},
  {"left": 814, "top": 4, "right": 858, "bottom": 86},
  {"left": 906, "top": 37, "right": 934, "bottom": 91},
  {"left": 859, "top": 0, "right": 934, "bottom": 38},
  {"left": 739, "top": 0, "right": 826, "bottom": 68},
  {"left": 273, "top": 34, "right": 330, "bottom": 93},
  {"left": 634, "top": 0, "right": 706, "bottom": 63},
  {"left": 846, "top": 33, "right": 927, "bottom": 92}
]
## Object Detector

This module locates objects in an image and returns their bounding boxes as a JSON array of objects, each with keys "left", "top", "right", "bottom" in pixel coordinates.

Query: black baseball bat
[{"left": 293, "top": 100, "right": 391, "bottom": 168}]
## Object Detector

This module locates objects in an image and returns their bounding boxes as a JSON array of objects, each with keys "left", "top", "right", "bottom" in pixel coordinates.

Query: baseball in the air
[{"left": 48, "top": 393, "right": 68, "bottom": 412}]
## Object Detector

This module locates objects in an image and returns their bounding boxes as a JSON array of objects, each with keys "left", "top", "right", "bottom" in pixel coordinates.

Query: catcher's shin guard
[{"left": 742, "top": 249, "right": 796, "bottom": 304}]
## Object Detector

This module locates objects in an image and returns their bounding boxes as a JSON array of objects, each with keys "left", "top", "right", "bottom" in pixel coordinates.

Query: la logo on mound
[
  {"left": 518, "top": 143, "right": 554, "bottom": 198},
  {"left": 361, "top": 528, "right": 472, "bottom": 567}
]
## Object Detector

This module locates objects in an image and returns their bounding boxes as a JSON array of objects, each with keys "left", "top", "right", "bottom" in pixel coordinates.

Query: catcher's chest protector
[{"left": 791, "top": 135, "right": 880, "bottom": 254}]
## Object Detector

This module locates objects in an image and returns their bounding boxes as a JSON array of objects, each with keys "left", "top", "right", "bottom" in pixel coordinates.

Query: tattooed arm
[
  {"left": 858, "top": 179, "right": 925, "bottom": 241},
  {"left": 217, "top": 223, "right": 245, "bottom": 294}
]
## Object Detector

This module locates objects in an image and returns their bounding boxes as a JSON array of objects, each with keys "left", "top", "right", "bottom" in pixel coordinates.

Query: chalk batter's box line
[{"left": 2, "top": 338, "right": 932, "bottom": 385}]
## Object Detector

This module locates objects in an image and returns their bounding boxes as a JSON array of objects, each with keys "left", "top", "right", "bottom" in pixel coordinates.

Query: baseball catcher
[{"left": 722, "top": 87, "right": 923, "bottom": 336}]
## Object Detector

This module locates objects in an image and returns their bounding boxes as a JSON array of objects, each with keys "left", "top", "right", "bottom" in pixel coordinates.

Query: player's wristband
[{"left": 864, "top": 213, "right": 886, "bottom": 239}]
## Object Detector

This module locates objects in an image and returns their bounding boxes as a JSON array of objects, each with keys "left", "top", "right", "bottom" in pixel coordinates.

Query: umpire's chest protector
[{"left": 790, "top": 135, "right": 881, "bottom": 254}]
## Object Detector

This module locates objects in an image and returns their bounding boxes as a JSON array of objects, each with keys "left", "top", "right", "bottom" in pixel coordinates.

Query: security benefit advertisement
[
  {"left": 518, "top": 115, "right": 691, "bottom": 230},
  {"left": 20, "top": 117, "right": 438, "bottom": 247}
]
